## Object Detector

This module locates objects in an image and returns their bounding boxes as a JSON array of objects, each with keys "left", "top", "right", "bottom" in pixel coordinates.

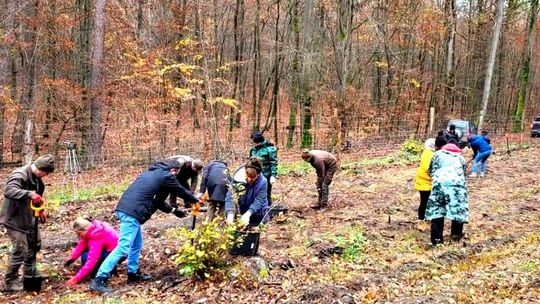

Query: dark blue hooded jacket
[
  {"left": 116, "top": 161, "right": 198, "bottom": 224},
  {"left": 469, "top": 135, "right": 492, "bottom": 153}
]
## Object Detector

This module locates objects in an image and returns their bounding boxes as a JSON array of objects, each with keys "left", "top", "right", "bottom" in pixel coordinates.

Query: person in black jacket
[
  {"left": 198, "top": 160, "right": 231, "bottom": 220},
  {"left": 89, "top": 159, "right": 199, "bottom": 294},
  {"left": 166, "top": 155, "right": 204, "bottom": 208}
]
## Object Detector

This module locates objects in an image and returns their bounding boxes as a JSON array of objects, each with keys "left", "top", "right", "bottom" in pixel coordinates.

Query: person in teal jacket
[{"left": 249, "top": 132, "right": 278, "bottom": 205}]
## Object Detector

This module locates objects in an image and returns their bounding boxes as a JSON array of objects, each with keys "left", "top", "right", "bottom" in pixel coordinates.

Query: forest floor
[{"left": 1, "top": 142, "right": 540, "bottom": 303}]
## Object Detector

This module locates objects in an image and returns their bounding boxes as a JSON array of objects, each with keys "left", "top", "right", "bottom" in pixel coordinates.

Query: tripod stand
[{"left": 61, "top": 141, "right": 82, "bottom": 199}]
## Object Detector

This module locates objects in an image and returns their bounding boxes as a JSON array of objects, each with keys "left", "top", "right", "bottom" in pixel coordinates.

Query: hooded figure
[{"left": 425, "top": 142, "right": 468, "bottom": 245}]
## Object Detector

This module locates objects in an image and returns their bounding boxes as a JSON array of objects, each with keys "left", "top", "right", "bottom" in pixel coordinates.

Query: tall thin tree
[
  {"left": 478, "top": 0, "right": 505, "bottom": 131},
  {"left": 86, "top": 0, "right": 106, "bottom": 166},
  {"left": 513, "top": 0, "right": 539, "bottom": 131}
]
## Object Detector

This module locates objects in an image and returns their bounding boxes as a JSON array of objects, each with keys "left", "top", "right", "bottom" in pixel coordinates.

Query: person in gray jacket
[
  {"left": 0, "top": 154, "right": 55, "bottom": 292},
  {"left": 301, "top": 150, "right": 337, "bottom": 210}
]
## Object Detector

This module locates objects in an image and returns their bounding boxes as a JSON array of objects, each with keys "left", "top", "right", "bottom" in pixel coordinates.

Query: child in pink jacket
[{"left": 64, "top": 218, "right": 119, "bottom": 286}]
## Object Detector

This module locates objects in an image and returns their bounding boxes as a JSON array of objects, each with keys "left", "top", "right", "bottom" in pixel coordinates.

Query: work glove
[
  {"left": 65, "top": 277, "right": 77, "bottom": 287},
  {"left": 240, "top": 211, "right": 252, "bottom": 226},
  {"left": 269, "top": 176, "right": 276, "bottom": 184},
  {"left": 39, "top": 210, "right": 47, "bottom": 223},
  {"left": 30, "top": 192, "right": 43, "bottom": 204},
  {"left": 226, "top": 213, "right": 235, "bottom": 225},
  {"left": 195, "top": 193, "right": 203, "bottom": 200},
  {"left": 172, "top": 207, "right": 187, "bottom": 218},
  {"left": 63, "top": 259, "right": 75, "bottom": 268}
]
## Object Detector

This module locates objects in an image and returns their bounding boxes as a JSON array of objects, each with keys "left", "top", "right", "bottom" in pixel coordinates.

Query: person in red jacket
[{"left": 63, "top": 218, "right": 119, "bottom": 286}]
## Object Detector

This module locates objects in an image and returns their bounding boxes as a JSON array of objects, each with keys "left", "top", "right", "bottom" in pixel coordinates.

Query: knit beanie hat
[
  {"left": 34, "top": 154, "right": 55, "bottom": 173},
  {"left": 252, "top": 132, "right": 265, "bottom": 144}
]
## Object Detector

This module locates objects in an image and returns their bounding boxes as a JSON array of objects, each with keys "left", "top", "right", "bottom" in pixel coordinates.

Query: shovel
[{"left": 23, "top": 200, "right": 45, "bottom": 292}]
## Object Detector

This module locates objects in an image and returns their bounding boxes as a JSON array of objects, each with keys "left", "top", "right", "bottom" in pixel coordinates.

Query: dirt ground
[{"left": 1, "top": 145, "right": 539, "bottom": 303}]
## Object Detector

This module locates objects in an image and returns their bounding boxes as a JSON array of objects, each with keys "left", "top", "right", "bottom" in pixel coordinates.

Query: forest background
[{"left": 0, "top": 0, "right": 539, "bottom": 167}]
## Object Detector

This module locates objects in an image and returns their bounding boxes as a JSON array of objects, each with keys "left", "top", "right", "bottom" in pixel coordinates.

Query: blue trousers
[
  {"left": 472, "top": 150, "right": 491, "bottom": 174},
  {"left": 95, "top": 211, "right": 143, "bottom": 278}
]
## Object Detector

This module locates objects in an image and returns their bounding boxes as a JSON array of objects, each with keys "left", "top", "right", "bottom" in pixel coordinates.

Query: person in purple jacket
[{"left": 64, "top": 218, "right": 119, "bottom": 286}]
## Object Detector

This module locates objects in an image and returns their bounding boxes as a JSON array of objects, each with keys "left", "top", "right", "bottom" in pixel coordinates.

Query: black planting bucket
[
  {"left": 23, "top": 275, "right": 42, "bottom": 292},
  {"left": 230, "top": 231, "right": 260, "bottom": 256}
]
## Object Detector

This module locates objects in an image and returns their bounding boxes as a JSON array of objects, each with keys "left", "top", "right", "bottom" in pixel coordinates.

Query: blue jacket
[
  {"left": 116, "top": 162, "right": 198, "bottom": 224},
  {"left": 199, "top": 160, "right": 231, "bottom": 203},
  {"left": 469, "top": 135, "right": 492, "bottom": 153},
  {"left": 225, "top": 174, "right": 269, "bottom": 226}
]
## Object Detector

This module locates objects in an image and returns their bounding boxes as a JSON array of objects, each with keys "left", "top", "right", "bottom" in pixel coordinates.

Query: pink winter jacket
[{"left": 68, "top": 220, "right": 119, "bottom": 283}]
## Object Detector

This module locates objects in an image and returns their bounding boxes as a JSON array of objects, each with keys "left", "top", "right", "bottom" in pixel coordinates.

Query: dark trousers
[
  {"left": 4, "top": 227, "right": 41, "bottom": 285},
  {"left": 430, "top": 218, "right": 464, "bottom": 245},
  {"left": 207, "top": 201, "right": 225, "bottom": 220},
  {"left": 266, "top": 177, "right": 273, "bottom": 206},
  {"left": 418, "top": 191, "right": 430, "bottom": 220},
  {"left": 81, "top": 251, "right": 111, "bottom": 278}
]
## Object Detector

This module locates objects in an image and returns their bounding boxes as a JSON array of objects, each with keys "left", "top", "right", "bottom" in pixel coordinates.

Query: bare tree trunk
[
  {"left": 86, "top": 0, "right": 106, "bottom": 166},
  {"left": 0, "top": 0, "right": 17, "bottom": 165},
  {"left": 513, "top": 0, "right": 538, "bottom": 131},
  {"left": 19, "top": 0, "right": 39, "bottom": 164},
  {"left": 444, "top": 0, "right": 456, "bottom": 113},
  {"left": 76, "top": 0, "right": 92, "bottom": 159},
  {"left": 478, "top": 0, "right": 505, "bottom": 131},
  {"left": 335, "top": 0, "right": 353, "bottom": 146},
  {"left": 269, "top": 0, "right": 283, "bottom": 145},
  {"left": 251, "top": 0, "right": 261, "bottom": 132},
  {"left": 287, "top": 0, "right": 300, "bottom": 148},
  {"left": 300, "top": 0, "right": 314, "bottom": 148}
]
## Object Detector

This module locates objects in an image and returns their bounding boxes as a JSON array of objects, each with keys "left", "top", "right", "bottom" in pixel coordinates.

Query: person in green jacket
[{"left": 249, "top": 132, "right": 278, "bottom": 205}]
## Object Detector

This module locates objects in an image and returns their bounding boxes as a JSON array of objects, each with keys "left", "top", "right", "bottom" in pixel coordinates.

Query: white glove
[
  {"left": 195, "top": 193, "right": 203, "bottom": 200},
  {"left": 240, "top": 211, "right": 252, "bottom": 226},
  {"left": 226, "top": 213, "right": 235, "bottom": 225},
  {"left": 269, "top": 176, "right": 276, "bottom": 184}
]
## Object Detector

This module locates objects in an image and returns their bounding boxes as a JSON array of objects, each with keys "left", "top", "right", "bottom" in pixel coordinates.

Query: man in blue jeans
[
  {"left": 469, "top": 134, "right": 493, "bottom": 177},
  {"left": 89, "top": 159, "right": 199, "bottom": 293}
]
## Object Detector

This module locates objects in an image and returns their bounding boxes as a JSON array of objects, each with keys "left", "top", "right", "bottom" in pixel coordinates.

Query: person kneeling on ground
[
  {"left": 89, "top": 159, "right": 199, "bottom": 294},
  {"left": 301, "top": 150, "right": 337, "bottom": 210},
  {"left": 198, "top": 159, "right": 232, "bottom": 220},
  {"left": 64, "top": 218, "right": 119, "bottom": 287},
  {"left": 225, "top": 157, "right": 269, "bottom": 227},
  {"left": 425, "top": 135, "right": 468, "bottom": 246}
]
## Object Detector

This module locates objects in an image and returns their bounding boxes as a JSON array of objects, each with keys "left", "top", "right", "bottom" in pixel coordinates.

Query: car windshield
[{"left": 449, "top": 120, "right": 468, "bottom": 129}]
